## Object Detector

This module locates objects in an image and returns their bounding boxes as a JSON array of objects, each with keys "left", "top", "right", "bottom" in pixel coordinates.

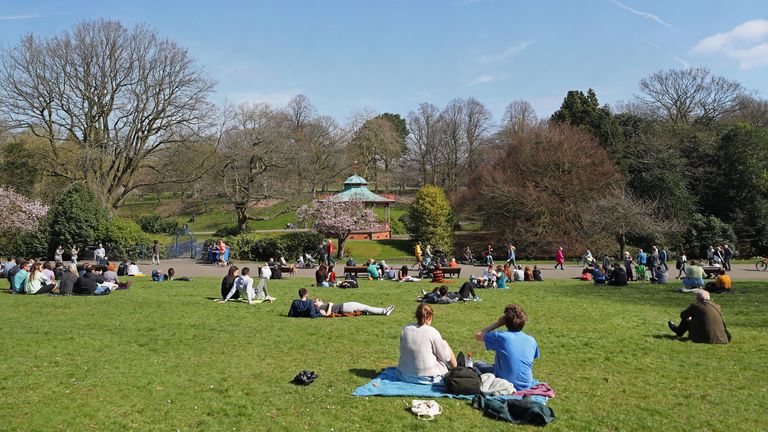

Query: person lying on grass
[
  {"left": 312, "top": 297, "right": 393, "bottom": 317},
  {"left": 473, "top": 303, "right": 540, "bottom": 390},
  {"left": 667, "top": 289, "right": 730, "bottom": 344},
  {"left": 288, "top": 288, "right": 321, "bottom": 318},
  {"left": 419, "top": 284, "right": 482, "bottom": 304},
  {"left": 397, "top": 304, "right": 457, "bottom": 384}
]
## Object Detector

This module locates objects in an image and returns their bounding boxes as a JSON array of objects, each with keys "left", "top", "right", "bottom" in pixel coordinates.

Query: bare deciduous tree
[
  {"left": 637, "top": 67, "right": 746, "bottom": 125},
  {"left": 219, "top": 103, "right": 292, "bottom": 233},
  {"left": 407, "top": 103, "right": 441, "bottom": 185},
  {"left": 0, "top": 19, "right": 215, "bottom": 208},
  {"left": 502, "top": 100, "right": 538, "bottom": 135}
]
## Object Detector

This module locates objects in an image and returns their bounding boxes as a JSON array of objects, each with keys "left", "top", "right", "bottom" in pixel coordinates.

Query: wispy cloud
[
  {"left": 609, "top": 0, "right": 673, "bottom": 29},
  {"left": 478, "top": 41, "right": 533, "bottom": 63},
  {"left": 645, "top": 41, "right": 690, "bottom": 68},
  {"left": 466, "top": 75, "right": 497, "bottom": 86},
  {"left": 691, "top": 19, "right": 768, "bottom": 69},
  {"left": 0, "top": 15, "right": 43, "bottom": 21}
]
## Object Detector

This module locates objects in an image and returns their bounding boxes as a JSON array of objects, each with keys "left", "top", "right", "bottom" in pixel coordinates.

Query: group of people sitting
[
  {"left": 218, "top": 264, "right": 276, "bottom": 304},
  {"left": 474, "top": 264, "right": 543, "bottom": 288},
  {"left": 3, "top": 256, "right": 132, "bottom": 296},
  {"left": 396, "top": 303, "right": 539, "bottom": 391}
]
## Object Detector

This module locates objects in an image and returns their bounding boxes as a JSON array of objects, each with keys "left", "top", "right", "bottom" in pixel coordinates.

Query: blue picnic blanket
[{"left": 352, "top": 367, "right": 548, "bottom": 404}]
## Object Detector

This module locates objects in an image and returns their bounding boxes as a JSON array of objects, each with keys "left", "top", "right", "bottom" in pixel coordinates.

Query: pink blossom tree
[
  {"left": 296, "top": 200, "right": 381, "bottom": 258},
  {"left": 0, "top": 187, "right": 49, "bottom": 233}
]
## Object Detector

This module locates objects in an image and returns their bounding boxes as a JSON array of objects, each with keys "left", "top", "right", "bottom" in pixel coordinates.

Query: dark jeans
[
  {"left": 724, "top": 259, "right": 731, "bottom": 271},
  {"left": 671, "top": 317, "right": 691, "bottom": 337},
  {"left": 33, "top": 284, "right": 56, "bottom": 295},
  {"left": 459, "top": 282, "right": 476, "bottom": 299},
  {"left": 555, "top": 262, "right": 564, "bottom": 270}
]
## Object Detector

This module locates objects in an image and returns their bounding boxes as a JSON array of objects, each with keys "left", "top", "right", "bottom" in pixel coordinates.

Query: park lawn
[
  {"left": 1, "top": 279, "right": 766, "bottom": 431},
  {"left": 344, "top": 239, "right": 413, "bottom": 261}
]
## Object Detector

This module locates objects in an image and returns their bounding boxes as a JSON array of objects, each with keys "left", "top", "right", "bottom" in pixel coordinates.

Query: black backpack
[{"left": 444, "top": 367, "right": 483, "bottom": 395}]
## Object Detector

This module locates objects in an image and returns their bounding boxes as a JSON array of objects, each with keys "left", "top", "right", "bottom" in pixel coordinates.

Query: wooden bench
[
  {"left": 701, "top": 265, "right": 723, "bottom": 279},
  {"left": 344, "top": 266, "right": 369, "bottom": 277},
  {"left": 436, "top": 267, "right": 462, "bottom": 278}
]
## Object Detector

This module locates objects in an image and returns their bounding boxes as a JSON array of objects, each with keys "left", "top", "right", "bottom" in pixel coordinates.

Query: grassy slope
[
  {"left": 1, "top": 278, "right": 766, "bottom": 431},
  {"left": 117, "top": 195, "right": 409, "bottom": 233}
]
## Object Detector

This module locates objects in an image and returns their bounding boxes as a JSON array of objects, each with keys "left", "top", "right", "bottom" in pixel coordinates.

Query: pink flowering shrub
[
  {"left": 297, "top": 200, "right": 384, "bottom": 256},
  {"left": 0, "top": 187, "right": 49, "bottom": 233}
]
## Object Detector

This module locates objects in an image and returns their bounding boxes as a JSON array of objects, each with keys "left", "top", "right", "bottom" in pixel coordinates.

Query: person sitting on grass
[
  {"left": 396, "top": 304, "right": 457, "bottom": 384},
  {"left": 667, "top": 290, "right": 730, "bottom": 344},
  {"left": 513, "top": 265, "right": 525, "bottom": 282},
  {"left": 315, "top": 264, "right": 329, "bottom": 287},
  {"left": 59, "top": 264, "right": 79, "bottom": 295},
  {"left": 652, "top": 266, "right": 669, "bottom": 284},
  {"left": 473, "top": 304, "right": 540, "bottom": 390},
  {"left": 288, "top": 288, "right": 321, "bottom": 318},
  {"left": 220, "top": 265, "right": 239, "bottom": 300},
  {"left": 366, "top": 258, "right": 380, "bottom": 280},
  {"left": 25, "top": 261, "right": 57, "bottom": 295},
  {"left": 481, "top": 265, "right": 497, "bottom": 288},
  {"left": 523, "top": 266, "right": 534, "bottom": 281},
  {"left": 11, "top": 260, "right": 30, "bottom": 294},
  {"left": 608, "top": 263, "right": 628, "bottom": 286},
  {"left": 327, "top": 265, "right": 337, "bottom": 285},
  {"left": 705, "top": 269, "right": 732, "bottom": 293},
  {"left": 496, "top": 266, "right": 509, "bottom": 289},
  {"left": 219, "top": 267, "right": 259, "bottom": 304},
  {"left": 431, "top": 267, "right": 445, "bottom": 283},
  {"left": 533, "top": 265, "right": 543, "bottom": 281},
  {"left": 592, "top": 265, "right": 608, "bottom": 285},
  {"left": 682, "top": 260, "right": 706, "bottom": 290},
  {"left": 103, "top": 262, "right": 133, "bottom": 289},
  {"left": 126, "top": 261, "right": 142, "bottom": 276},
  {"left": 312, "top": 297, "right": 393, "bottom": 317},
  {"left": 74, "top": 264, "right": 110, "bottom": 295}
]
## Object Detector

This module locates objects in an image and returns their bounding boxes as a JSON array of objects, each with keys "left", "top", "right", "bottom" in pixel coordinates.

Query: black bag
[
  {"left": 292, "top": 370, "right": 318, "bottom": 385},
  {"left": 444, "top": 367, "right": 482, "bottom": 395}
]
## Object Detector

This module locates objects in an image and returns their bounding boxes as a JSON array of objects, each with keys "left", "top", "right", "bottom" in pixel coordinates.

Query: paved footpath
[{"left": 132, "top": 259, "right": 768, "bottom": 281}]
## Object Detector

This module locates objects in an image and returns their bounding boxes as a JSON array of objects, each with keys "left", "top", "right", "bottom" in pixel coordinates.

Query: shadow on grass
[
  {"left": 651, "top": 334, "right": 690, "bottom": 342},
  {"left": 349, "top": 368, "right": 380, "bottom": 379}
]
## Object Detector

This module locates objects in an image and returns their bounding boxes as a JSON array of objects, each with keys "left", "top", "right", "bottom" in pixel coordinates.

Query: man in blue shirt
[
  {"left": 473, "top": 304, "right": 539, "bottom": 390},
  {"left": 288, "top": 288, "right": 321, "bottom": 318},
  {"left": 637, "top": 249, "right": 647, "bottom": 266}
]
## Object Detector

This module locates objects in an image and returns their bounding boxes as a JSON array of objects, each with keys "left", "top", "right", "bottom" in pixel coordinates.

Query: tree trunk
[
  {"left": 618, "top": 232, "right": 626, "bottom": 259},
  {"left": 235, "top": 204, "right": 249, "bottom": 234},
  {"left": 337, "top": 236, "right": 346, "bottom": 259}
]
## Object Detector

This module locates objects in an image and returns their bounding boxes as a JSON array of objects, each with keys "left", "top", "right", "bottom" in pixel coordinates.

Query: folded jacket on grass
[{"left": 352, "top": 367, "right": 549, "bottom": 404}]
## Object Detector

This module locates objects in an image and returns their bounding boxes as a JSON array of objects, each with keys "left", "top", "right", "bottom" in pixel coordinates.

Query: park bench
[
  {"left": 344, "top": 266, "right": 369, "bottom": 277},
  {"left": 436, "top": 267, "right": 462, "bottom": 278},
  {"left": 702, "top": 265, "right": 723, "bottom": 279}
]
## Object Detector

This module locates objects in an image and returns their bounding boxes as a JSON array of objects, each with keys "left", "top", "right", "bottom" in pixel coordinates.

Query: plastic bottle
[{"left": 466, "top": 352, "right": 473, "bottom": 368}]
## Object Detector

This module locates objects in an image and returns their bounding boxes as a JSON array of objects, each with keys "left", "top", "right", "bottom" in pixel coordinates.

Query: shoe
[
  {"left": 473, "top": 296, "right": 482, "bottom": 302},
  {"left": 421, "top": 289, "right": 428, "bottom": 296},
  {"left": 385, "top": 305, "right": 394, "bottom": 316},
  {"left": 667, "top": 320, "right": 679, "bottom": 336}
]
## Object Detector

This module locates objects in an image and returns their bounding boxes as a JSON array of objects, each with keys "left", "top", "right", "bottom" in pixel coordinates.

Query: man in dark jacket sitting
[
  {"left": 74, "top": 264, "right": 106, "bottom": 295},
  {"left": 668, "top": 290, "right": 730, "bottom": 344},
  {"left": 288, "top": 288, "right": 321, "bottom": 318},
  {"left": 608, "top": 263, "right": 628, "bottom": 286}
]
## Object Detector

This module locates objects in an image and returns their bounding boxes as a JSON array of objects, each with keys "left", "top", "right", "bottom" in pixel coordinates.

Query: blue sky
[{"left": 1, "top": 0, "right": 767, "bottom": 124}]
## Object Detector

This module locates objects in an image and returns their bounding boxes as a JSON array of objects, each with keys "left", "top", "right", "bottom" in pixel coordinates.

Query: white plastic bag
[{"left": 410, "top": 399, "right": 442, "bottom": 420}]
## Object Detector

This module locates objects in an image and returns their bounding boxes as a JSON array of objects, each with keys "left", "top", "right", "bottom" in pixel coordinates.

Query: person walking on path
[
  {"left": 507, "top": 244, "right": 517, "bottom": 267},
  {"left": 152, "top": 240, "right": 160, "bottom": 265},
  {"left": 554, "top": 247, "right": 565, "bottom": 270}
]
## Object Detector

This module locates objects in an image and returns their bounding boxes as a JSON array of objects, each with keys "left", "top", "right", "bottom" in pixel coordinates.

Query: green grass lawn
[
  {"left": 1, "top": 279, "right": 766, "bottom": 431},
  {"left": 344, "top": 239, "right": 413, "bottom": 261}
]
